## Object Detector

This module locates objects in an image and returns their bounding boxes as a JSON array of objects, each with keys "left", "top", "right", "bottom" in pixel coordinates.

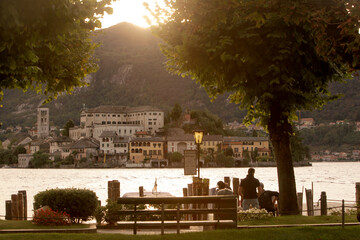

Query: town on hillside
[
  {"left": 0, "top": 105, "right": 274, "bottom": 168},
  {"left": 1, "top": 105, "right": 359, "bottom": 169}
]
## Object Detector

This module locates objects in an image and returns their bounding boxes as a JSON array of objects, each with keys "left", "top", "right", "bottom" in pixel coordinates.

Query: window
[
  {"left": 234, "top": 148, "right": 238, "bottom": 153},
  {"left": 112, "top": 121, "right": 116, "bottom": 124},
  {"left": 144, "top": 150, "right": 147, "bottom": 155},
  {"left": 107, "top": 121, "right": 111, "bottom": 124},
  {"left": 113, "top": 114, "right": 116, "bottom": 117},
  {"left": 158, "top": 150, "right": 161, "bottom": 155},
  {"left": 102, "top": 144, "right": 104, "bottom": 147},
  {"left": 153, "top": 143, "right": 156, "bottom": 148},
  {"left": 148, "top": 122, "right": 152, "bottom": 125}
]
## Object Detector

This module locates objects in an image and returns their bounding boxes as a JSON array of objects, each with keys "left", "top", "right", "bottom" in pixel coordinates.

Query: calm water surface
[{"left": 0, "top": 162, "right": 359, "bottom": 218}]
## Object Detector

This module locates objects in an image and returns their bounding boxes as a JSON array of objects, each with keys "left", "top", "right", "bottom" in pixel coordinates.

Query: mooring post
[
  {"left": 320, "top": 192, "right": 327, "bottom": 216},
  {"left": 305, "top": 189, "right": 314, "bottom": 216},
  {"left": 342, "top": 199, "right": 345, "bottom": 229},
  {"left": 232, "top": 178, "right": 239, "bottom": 197},
  {"left": 297, "top": 192, "right": 303, "bottom": 215},
  {"left": 17, "top": 192, "right": 23, "bottom": 221},
  {"left": 11, "top": 194, "right": 18, "bottom": 220},
  {"left": 18, "top": 190, "right": 27, "bottom": 220},
  {"left": 356, "top": 182, "right": 360, "bottom": 212},
  {"left": 5, "top": 200, "right": 12, "bottom": 220},
  {"left": 139, "top": 186, "right": 144, "bottom": 197}
]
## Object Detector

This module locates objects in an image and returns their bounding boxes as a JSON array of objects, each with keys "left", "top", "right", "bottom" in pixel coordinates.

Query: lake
[{"left": 0, "top": 162, "right": 359, "bottom": 219}]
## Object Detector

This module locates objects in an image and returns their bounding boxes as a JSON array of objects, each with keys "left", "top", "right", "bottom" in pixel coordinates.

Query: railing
[{"left": 115, "top": 195, "right": 238, "bottom": 235}]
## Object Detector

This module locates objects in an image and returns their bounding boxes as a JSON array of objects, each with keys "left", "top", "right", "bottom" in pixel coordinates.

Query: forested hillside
[{"left": 0, "top": 22, "right": 359, "bottom": 128}]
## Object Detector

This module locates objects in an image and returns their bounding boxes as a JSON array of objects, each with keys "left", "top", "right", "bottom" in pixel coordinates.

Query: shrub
[
  {"left": 33, "top": 208, "right": 70, "bottom": 226},
  {"left": 238, "top": 208, "right": 273, "bottom": 222},
  {"left": 34, "top": 188, "right": 98, "bottom": 223}
]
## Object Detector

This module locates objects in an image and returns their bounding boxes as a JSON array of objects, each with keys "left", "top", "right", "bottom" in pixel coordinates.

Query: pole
[
  {"left": 197, "top": 142, "right": 200, "bottom": 179},
  {"left": 320, "top": 192, "right": 327, "bottom": 216},
  {"left": 342, "top": 199, "right": 345, "bottom": 229}
]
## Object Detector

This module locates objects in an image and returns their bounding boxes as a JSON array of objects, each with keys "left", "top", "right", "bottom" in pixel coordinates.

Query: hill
[{"left": 0, "top": 22, "right": 360, "bottom": 128}]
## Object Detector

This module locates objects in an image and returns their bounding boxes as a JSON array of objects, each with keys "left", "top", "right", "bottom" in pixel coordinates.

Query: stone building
[
  {"left": 37, "top": 108, "right": 49, "bottom": 138},
  {"left": 69, "top": 105, "right": 164, "bottom": 140}
]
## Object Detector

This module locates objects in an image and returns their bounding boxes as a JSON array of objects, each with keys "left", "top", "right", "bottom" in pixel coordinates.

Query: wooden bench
[{"left": 114, "top": 195, "right": 238, "bottom": 234}]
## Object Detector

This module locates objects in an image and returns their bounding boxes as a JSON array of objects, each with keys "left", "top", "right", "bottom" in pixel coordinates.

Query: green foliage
[
  {"left": 215, "top": 152, "right": 234, "bottom": 167},
  {"left": 170, "top": 103, "right": 182, "bottom": 122},
  {"left": 290, "top": 128, "right": 311, "bottom": 162},
  {"left": 33, "top": 188, "right": 98, "bottom": 223},
  {"left": 0, "top": 0, "right": 114, "bottom": 103},
  {"left": 0, "top": 148, "right": 17, "bottom": 165},
  {"left": 62, "top": 155, "right": 75, "bottom": 165},
  {"left": 149, "top": 0, "right": 360, "bottom": 215},
  {"left": 224, "top": 147, "right": 233, "bottom": 157},
  {"left": 301, "top": 124, "right": 359, "bottom": 151},
  {"left": 183, "top": 110, "right": 225, "bottom": 135},
  {"left": 31, "top": 151, "right": 50, "bottom": 168},
  {"left": 62, "top": 120, "right": 75, "bottom": 137},
  {"left": 13, "top": 145, "right": 26, "bottom": 156},
  {"left": 167, "top": 152, "right": 183, "bottom": 163}
]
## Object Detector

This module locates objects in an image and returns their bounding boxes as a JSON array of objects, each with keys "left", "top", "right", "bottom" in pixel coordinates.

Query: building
[
  {"left": 30, "top": 139, "right": 50, "bottom": 154},
  {"left": 129, "top": 137, "right": 166, "bottom": 164},
  {"left": 68, "top": 138, "right": 99, "bottom": 162},
  {"left": 37, "top": 108, "right": 50, "bottom": 138},
  {"left": 49, "top": 136, "right": 73, "bottom": 159},
  {"left": 223, "top": 137, "right": 270, "bottom": 159},
  {"left": 69, "top": 105, "right": 164, "bottom": 140},
  {"left": 99, "top": 131, "right": 129, "bottom": 155},
  {"left": 18, "top": 154, "right": 33, "bottom": 168},
  {"left": 167, "top": 134, "right": 197, "bottom": 155},
  {"left": 202, "top": 135, "right": 223, "bottom": 153}
]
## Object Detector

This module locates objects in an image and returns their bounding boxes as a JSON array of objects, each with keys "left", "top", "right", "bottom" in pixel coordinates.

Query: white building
[{"left": 70, "top": 105, "right": 164, "bottom": 140}]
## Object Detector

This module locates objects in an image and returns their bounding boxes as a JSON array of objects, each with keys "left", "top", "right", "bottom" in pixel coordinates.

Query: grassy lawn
[
  {"left": 0, "top": 226, "right": 359, "bottom": 240},
  {"left": 238, "top": 215, "right": 359, "bottom": 225},
  {"left": 0, "top": 220, "right": 91, "bottom": 229}
]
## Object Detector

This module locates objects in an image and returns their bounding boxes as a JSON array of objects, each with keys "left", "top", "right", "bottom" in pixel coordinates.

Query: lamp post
[{"left": 193, "top": 130, "right": 204, "bottom": 179}]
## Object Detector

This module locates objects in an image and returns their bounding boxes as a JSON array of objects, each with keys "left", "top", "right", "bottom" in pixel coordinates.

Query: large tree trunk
[{"left": 268, "top": 107, "right": 299, "bottom": 215}]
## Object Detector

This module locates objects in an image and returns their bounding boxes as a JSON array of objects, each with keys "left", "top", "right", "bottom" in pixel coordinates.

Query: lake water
[{"left": 0, "top": 162, "right": 359, "bottom": 218}]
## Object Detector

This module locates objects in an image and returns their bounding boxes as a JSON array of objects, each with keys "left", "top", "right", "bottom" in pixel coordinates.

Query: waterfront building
[
  {"left": 49, "top": 136, "right": 73, "bottom": 159},
  {"left": 129, "top": 137, "right": 166, "bottom": 164},
  {"left": 30, "top": 139, "right": 49, "bottom": 154},
  {"left": 68, "top": 138, "right": 100, "bottom": 162},
  {"left": 167, "top": 134, "right": 196, "bottom": 155},
  {"left": 222, "top": 136, "right": 270, "bottom": 159},
  {"left": 69, "top": 105, "right": 164, "bottom": 140},
  {"left": 18, "top": 154, "right": 33, "bottom": 168}
]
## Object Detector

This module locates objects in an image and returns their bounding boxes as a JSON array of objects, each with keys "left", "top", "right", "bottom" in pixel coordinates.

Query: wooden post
[
  {"left": 187, "top": 184, "right": 193, "bottom": 220},
  {"left": 5, "top": 200, "right": 12, "bottom": 220},
  {"left": 233, "top": 178, "right": 239, "bottom": 196},
  {"left": 305, "top": 188, "right": 314, "bottom": 216},
  {"left": 320, "top": 192, "right": 327, "bottom": 216},
  {"left": 297, "top": 192, "right": 303, "bottom": 215},
  {"left": 108, "top": 180, "right": 120, "bottom": 202},
  {"left": 18, "top": 190, "right": 27, "bottom": 220},
  {"left": 183, "top": 188, "right": 188, "bottom": 220},
  {"left": 11, "top": 194, "right": 18, "bottom": 220},
  {"left": 17, "top": 192, "right": 23, "bottom": 221},
  {"left": 356, "top": 182, "right": 360, "bottom": 212},
  {"left": 342, "top": 199, "right": 345, "bottom": 229},
  {"left": 139, "top": 186, "right": 144, "bottom": 197},
  {"left": 224, "top": 177, "right": 230, "bottom": 189},
  {"left": 113, "top": 180, "right": 120, "bottom": 201},
  {"left": 108, "top": 180, "right": 113, "bottom": 201}
]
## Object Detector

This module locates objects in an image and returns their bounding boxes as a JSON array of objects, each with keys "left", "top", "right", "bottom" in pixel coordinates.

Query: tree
[
  {"left": 31, "top": 151, "right": 50, "bottom": 168},
  {"left": 215, "top": 152, "right": 234, "bottom": 167},
  {"left": 0, "top": 0, "right": 114, "bottom": 102},
  {"left": 62, "top": 120, "right": 75, "bottom": 137},
  {"left": 170, "top": 103, "right": 182, "bottom": 122},
  {"left": 167, "top": 152, "right": 183, "bottom": 163},
  {"left": 224, "top": 147, "right": 233, "bottom": 157},
  {"left": 148, "top": 0, "right": 360, "bottom": 214}
]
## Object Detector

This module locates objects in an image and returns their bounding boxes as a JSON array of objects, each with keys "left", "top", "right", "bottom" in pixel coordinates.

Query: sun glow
[{"left": 100, "top": 0, "right": 162, "bottom": 29}]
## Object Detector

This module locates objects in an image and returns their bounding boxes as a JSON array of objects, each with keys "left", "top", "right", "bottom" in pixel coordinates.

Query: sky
[{"left": 100, "top": 0, "right": 163, "bottom": 29}]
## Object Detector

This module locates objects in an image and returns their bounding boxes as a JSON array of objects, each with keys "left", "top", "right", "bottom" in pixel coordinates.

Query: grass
[
  {"left": 238, "top": 214, "right": 359, "bottom": 225},
  {"left": 0, "top": 226, "right": 360, "bottom": 240},
  {"left": 0, "top": 220, "right": 91, "bottom": 229}
]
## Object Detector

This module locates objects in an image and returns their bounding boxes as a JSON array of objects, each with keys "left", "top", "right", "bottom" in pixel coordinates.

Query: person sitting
[
  {"left": 258, "top": 182, "right": 279, "bottom": 215},
  {"left": 216, "top": 181, "right": 233, "bottom": 195}
]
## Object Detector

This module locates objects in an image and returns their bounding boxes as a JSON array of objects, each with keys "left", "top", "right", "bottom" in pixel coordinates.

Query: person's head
[
  {"left": 217, "top": 181, "right": 226, "bottom": 190},
  {"left": 248, "top": 168, "right": 255, "bottom": 176}
]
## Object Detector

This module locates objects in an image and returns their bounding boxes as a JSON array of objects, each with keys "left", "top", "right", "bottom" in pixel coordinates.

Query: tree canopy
[
  {"left": 0, "top": 0, "right": 114, "bottom": 102},
  {"left": 148, "top": 0, "right": 360, "bottom": 215}
]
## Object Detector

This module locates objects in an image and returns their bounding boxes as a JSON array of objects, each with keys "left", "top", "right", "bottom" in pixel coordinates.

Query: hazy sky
[{"left": 100, "top": 0, "right": 163, "bottom": 28}]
